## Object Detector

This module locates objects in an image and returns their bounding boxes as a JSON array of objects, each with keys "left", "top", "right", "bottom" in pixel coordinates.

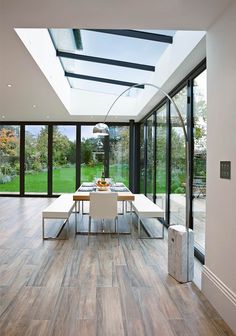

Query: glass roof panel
[
  {"left": 68, "top": 77, "right": 142, "bottom": 96},
  {"left": 50, "top": 29, "right": 176, "bottom": 96},
  {"left": 61, "top": 57, "right": 152, "bottom": 83}
]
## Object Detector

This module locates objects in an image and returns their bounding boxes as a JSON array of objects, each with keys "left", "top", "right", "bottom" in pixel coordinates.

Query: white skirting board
[{"left": 202, "top": 266, "right": 236, "bottom": 333}]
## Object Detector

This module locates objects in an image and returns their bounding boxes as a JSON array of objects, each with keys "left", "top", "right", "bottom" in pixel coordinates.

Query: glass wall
[
  {"left": 170, "top": 87, "right": 187, "bottom": 226},
  {"left": 193, "top": 70, "right": 207, "bottom": 252},
  {"left": 109, "top": 126, "right": 129, "bottom": 186},
  {"left": 52, "top": 125, "right": 76, "bottom": 193},
  {"left": 146, "top": 115, "right": 154, "bottom": 200},
  {"left": 139, "top": 63, "right": 206, "bottom": 262},
  {"left": 81, "top": 126, "right": 105, "bottom": 183},
  {"left": 0, "top": 123, "right": 130, "bottom": 194},
  {"left": 25, "top": 125, "right": 48, "bottom": 194},
  {"left": 0, "top": 125, "right": 20, "bottom": 193},
  {"left": 156, "top": 105, "right": 167, "bottom": 211}
]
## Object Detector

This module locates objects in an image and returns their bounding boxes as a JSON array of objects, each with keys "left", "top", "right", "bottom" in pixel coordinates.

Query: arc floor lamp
[{"left": 93, "top": 82, "right": 193, "bottom": 282}]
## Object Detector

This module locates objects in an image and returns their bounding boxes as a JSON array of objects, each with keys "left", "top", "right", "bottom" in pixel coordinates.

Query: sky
[
  {"left": 26, "top": 125, "right": 95, "bottom": 140},
  {"left": 26, "top": 125, "right": 76, "bottom": 141}
]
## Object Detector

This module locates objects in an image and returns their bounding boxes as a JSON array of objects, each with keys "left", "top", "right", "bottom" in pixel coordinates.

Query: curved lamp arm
[
  {"left": 97, "top": 82, "right": 192, "bottom": 282},
  {"left": 104, "top": 82, "right": 188, "bottom": 142}
]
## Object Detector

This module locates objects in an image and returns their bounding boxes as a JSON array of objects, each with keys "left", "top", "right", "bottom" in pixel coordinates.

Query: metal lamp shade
[{"left": 93, "top": 123, "right": 109, "bottom": 136}]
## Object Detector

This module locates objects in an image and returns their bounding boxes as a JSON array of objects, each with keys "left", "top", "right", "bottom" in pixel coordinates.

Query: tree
[
  {"left": 81, "top": 138, "right": 93, "bottom": 164},
  {"left": 53, "top": 126, "right": 71, "bottom": 166},
  {"left": 36, "top": 127, "right": 48, "bottom": 168},
  {"left": 0, "top": 127, "right": 20, "bottom": 177},
  {"left": 0, "top": 127, "right": 19, "bottom": 156}
]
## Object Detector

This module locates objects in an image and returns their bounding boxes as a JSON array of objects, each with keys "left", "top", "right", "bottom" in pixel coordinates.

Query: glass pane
[
  {"left": 146, "top": 115, "right": 154, "bottom": 200},
  {"left": 50, "top": 29, "right": 175, "bottom": 96},
  {"left": 156, "top": 105, "right": 167, "bottom": 212},
  {"left": 62, "top": 56, "right": 151, "bottom": 83},
  {"left": 0, "top": 126, "right": 20, "bottom": 193},
  {"left": 109, "top": 126, "right": 129, "bottom": 186},
  {"left": 81, "top": 126, "right": 105, "bottom": 183},
  {"left": 170, "top": 87, "right": 187, "bottom": 226},
  {"left": 25, "top": 126, "right": 48, "bottom": 194},
  {"left": 140, "top": 124, "right": 145, "bottom": 193},
  {"left": 52, "top": 126, "right": 76, "bottom": 193},
  {"left": 50, "top": 29, "right": 174, "bottom": 64},
  {"left": 193, "top": 70, "right": 207, "bottom": 252},
  {"left": 68, "top": 78, "right": 141, "bottom": 96}
]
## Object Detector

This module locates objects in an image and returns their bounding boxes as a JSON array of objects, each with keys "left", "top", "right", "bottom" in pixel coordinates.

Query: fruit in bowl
[{"left": 96, "top": 180, "right": 109, "bottom": 188}]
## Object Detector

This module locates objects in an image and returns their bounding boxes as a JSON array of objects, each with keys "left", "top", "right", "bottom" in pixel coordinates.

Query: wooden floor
[{"left": 0, "top": 197, "right": 234, "bottom": 336}]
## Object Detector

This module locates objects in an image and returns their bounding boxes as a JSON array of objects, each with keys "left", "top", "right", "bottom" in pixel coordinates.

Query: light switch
[{"left": 220, "top": 161, "right": 231, "bottom": 179}]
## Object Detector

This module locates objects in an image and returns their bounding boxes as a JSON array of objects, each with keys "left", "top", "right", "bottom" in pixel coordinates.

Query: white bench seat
[
  {"left": 42, "top": 194, "right": 75, "bottom": 239},
  {"left": 132, "top": 194, "right": 165, "bottom": 239}
]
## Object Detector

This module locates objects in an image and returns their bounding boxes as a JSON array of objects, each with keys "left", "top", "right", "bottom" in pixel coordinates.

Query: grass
[{"left": 0, "top": 165, "right": 129, "bottom": 193}]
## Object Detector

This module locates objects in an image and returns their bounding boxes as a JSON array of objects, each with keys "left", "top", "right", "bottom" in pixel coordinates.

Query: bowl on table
[{"left": 96, "top": 180, "right": 110, "bottom": 191}]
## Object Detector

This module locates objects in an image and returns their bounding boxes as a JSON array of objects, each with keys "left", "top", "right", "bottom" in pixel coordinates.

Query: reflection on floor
[{"left": 0, "top": 197, "right": 233, "bottom": 336}]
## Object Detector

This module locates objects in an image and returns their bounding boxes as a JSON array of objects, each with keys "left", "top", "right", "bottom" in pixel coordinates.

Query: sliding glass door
[
  {"left": 25, "top": 125, "right": 48, "bottom": 194},
  {"left": 52, "top": 125, "right": 76, "bottom": 193},
  {"left": 170, "top": 86, "right": 187, "bottom": 226},
  {"left": 193, "top": 70, "right": 207, "bottom": 253},
  {"left": 140, "top": 123, "right": 145, "bottom": 193},
  {"left": 156, "top": 105, "right": 167, "bottom": 212},
  {"left": 81, "top": 125, "right": 129, "bottom": 186},
  {"left": 0, "top": 125, "right": 20, "bottom": 194},
  {"left": 81, "top": 126, "right": 105, "bottom": 183},
  {"left": 109, "top": 126, "right": 129, "bottom": 186},
  {"left": 146, "top": 115, "right": 155, "bottom": 200}
]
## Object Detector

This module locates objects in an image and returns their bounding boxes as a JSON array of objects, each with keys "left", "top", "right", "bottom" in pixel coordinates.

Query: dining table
[{"left": 73, "top": 182, "right": 135, "bottom": 235}]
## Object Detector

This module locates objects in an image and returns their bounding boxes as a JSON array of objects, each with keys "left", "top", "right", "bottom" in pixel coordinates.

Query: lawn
[{"left": 0, "top": 165, "right": 129, "bottom": 193}]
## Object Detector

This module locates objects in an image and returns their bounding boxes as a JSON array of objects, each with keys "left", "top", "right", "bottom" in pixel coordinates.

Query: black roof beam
[
  {"left": 86, "top": 29, "right": 173, "bottom": 44},
  {"left": 57, "top": 50, "right": 155, "bottom": 72},
  {"left": 65, "top": 71, "right": 144, "bottom": 88}
]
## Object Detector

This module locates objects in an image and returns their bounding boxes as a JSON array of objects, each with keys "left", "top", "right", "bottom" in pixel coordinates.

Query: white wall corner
[
  {"left": 202, "top": 266, "right": 236, "bottom": 333},
  {"left": 15, "top": 28, "right": 71, "bottom": 112}
]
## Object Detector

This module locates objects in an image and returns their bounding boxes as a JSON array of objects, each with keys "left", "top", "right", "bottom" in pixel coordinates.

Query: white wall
[{"left": 202, "top": 0, "right": 236, "bottom": 332}]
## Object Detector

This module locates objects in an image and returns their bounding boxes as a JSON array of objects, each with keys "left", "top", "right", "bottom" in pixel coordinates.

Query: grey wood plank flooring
[{"left": 0, "top": 197, "right": 234, "bottom": 336}]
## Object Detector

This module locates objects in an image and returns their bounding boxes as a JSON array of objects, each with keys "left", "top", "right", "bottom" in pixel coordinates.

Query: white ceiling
[{"left": 0, "top": 0, "right": 233, "bottom": 122}]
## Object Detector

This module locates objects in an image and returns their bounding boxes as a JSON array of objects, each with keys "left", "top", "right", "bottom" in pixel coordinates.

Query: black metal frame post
[
  {"left": 129, "top": 120, "right": 135, "bottom": 191},
  {"left": 134, "top": 123, "right": 140, "bottom": 194},
  {"left": 48, "top": 124, "right": 53, "bottom": 196},
  {"left": 153, "top": 112, "right": 157, "bottom": 204},
  {"left": 20, "top": 125, "right": 25, "bottom": 196},
  {"left": 104, "top": 135, "right": 109, "bottom": 178},
  {"left": 187, "top": 79, "right": 194, "bottom": 231},
  {"left": 144, "top": 121, "right": 147, "bottom": 195},
  {"left": 76, "top": 124, "right": 81, "bottom": 189},
  {"left": 166, "top": 101, "right": 171, "bottom": 226}
]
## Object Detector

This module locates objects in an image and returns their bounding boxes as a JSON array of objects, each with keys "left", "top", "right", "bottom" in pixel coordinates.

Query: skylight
[{"left": 49, "top": 29, "right": 175, "bottom": 96}]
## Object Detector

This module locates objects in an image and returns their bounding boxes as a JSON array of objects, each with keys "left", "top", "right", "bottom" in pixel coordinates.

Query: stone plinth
[{"left": 168, "top": 225, "right": 194, "bottom": 283}]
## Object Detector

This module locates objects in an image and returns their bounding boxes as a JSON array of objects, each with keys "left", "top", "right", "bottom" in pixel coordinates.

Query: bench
[
  {"left": 42, "top": 194, "right": 75, "bottom": 240},
  {"left": 131, "top": 194, "right": 165, "bottom": 239}
]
